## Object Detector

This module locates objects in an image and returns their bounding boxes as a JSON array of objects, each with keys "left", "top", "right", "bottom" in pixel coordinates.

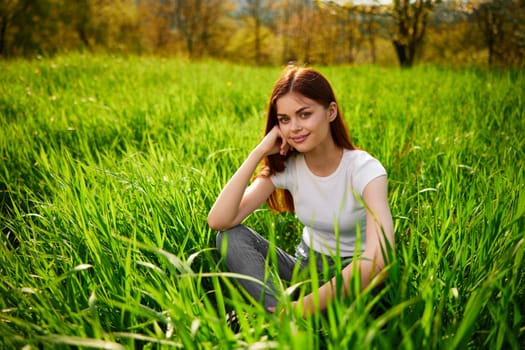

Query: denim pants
[{"left": 216, "top": 224, "right": 352, "bottom": 309}]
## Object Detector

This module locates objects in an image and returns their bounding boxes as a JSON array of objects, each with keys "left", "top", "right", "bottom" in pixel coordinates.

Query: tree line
[{"left": 1, "top": 0, "right": 524, "bottom": 67}]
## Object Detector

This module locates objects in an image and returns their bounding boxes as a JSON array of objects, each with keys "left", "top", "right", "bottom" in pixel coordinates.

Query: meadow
[{"left": 0, "top": 54, "right": 524, "bottom": 349}]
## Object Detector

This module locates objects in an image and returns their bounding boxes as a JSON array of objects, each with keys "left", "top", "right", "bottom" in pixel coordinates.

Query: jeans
[{"left": 216, "top": 224, "right": 352, "bottom": 309}]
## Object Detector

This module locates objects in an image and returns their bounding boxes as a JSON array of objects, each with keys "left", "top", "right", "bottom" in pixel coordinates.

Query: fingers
[
  {"left": 280, "top": 137, "right": 289, "bottom": 156},
  {"left": 257, "top": 125, "right": 290, "bottom": 157},
  {"left": 267, "top": 306, "right": 285, "bottom": 321},
  {"left": 273, "top": 126, "right": 289, "bottom": 156}
]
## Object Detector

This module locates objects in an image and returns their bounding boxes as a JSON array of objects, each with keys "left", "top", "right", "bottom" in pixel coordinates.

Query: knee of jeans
[
  {"left": 215, "top": 225, "right": 246, "bottom": 254},
  {"left": 216, "top": 231, "right": 225, "bottom": 252}
]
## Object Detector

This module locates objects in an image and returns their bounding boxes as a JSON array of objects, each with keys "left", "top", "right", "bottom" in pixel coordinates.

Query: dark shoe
[{"left": 225, "top": 310, "right": 241, "bottom": 333}]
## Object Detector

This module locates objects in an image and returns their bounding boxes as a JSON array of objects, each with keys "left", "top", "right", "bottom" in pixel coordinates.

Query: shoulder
[
  {"left": 270, "top": 153, "right": 302, "bottom": 188},
  {"left": 343, "top": 149, "right": 378, "bottom": 161},
  {"left": 343, "top": 149, "right": 387, "bottom": 195},
  {"left": 343, "top": 149, "right": 384, "bottom": 169}
]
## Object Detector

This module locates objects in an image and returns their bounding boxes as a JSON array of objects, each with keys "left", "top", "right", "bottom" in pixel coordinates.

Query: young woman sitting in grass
[{"left": 207, "top": 66, "right": 394, "bottom": 318}]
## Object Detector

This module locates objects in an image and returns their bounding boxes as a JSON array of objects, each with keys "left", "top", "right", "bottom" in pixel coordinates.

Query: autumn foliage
[{"left": 0, "top": 0, "right": 523, "bottom": 67}]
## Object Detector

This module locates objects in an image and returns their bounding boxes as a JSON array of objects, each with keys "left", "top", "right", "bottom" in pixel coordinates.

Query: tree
[
  {"left": 138, "top": 0, "right": 234, "bottom": 58},
  {"left": 276, "top": 0, "right": 315, "bottom": 64},
  {"left": 422, "top": 2, "right": 486, "bottom": 66},
  {"left": 67, "top": 0, "right": 138, "bottom": 52},
  {"left": 137, "top": 0, "right": 176, "bottom": 54},
  {"left": 331, "top": 2, "right": 369, "bottom": 64},
  {"left": 139, "top": 0, "right": 233, "bottom": 58},
  {"left": 388, "top": 0, "right": 440, "bottom": 67},
  {"left": 1, "top": 0, "right": 139, "bottom": 57},
  {"left": 313, "top": 1, "right": 349, "bottom": 64},
  {"left": 475, "top": 0, "right": 525, "bottom": 66},
  {"left": 241, "top": 0, "right": 277, "bottom": 65},
  {"left": 476, "top": 0, "right": 507, "bottom": 65},
  {"left": 0, "top": 0, "right": 21, "bottom": 56},
  {"left": 0, "top": 0, "right": 50, "bottom": 57},
  {"left": 170, "top": 0, "right": 233, "bottom": 58},
  {"left": 353, "top": 4, "right": 388, "bottom": 64}
]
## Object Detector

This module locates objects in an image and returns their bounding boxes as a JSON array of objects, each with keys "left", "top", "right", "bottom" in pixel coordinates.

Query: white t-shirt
[{"left": 271, "top": 149, "right": 386, "bottom": 257}]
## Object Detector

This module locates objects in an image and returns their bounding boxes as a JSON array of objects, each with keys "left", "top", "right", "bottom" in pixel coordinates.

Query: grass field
[{"left": 1, "top": 54, "right": 524, "bottom": 349}]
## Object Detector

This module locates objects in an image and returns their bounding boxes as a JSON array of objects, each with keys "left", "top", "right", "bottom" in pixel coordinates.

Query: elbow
[
  {"left": 207, "top": 215, "right": 222, "bottom": 232},
  {"left": 364, "top": 248, "right": 387, "bottom": 274},
  {"left": 207, "top": 206, "right": 241, "bottom": 231},
  {"left": 206, "top": 206, "right": 222, "bottom": 231},
  {"left": 207, "top": 214, "right": 231, "bottom": 232}
]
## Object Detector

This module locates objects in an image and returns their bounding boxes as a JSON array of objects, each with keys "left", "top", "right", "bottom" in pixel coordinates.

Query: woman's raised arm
[{"left": 207, "top": 126, "right": 289, "bottom": 231}]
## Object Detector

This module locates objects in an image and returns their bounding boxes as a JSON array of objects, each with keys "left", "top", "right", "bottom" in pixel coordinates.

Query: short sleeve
[
  {"left": 269, "top": 155, "right": 297, "bottom": 190},
  {"left": 270, "top": 170, "right": 287, "bottom": 189},
  {"left": 351, "top": 154, "right": 387, "bottom": 196}
]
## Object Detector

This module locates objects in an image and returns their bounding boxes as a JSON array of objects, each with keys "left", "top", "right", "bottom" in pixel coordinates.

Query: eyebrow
[{"left": 277, "top": 106, "right": 310, "bottom": 117}]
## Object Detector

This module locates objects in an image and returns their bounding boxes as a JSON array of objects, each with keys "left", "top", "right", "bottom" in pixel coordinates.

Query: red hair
[{"left": 258, "top": 66, "right": 355, "bottom": 212}]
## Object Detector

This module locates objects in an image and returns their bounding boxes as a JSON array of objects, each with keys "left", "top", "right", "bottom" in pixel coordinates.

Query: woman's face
[{"left": 275, "top": 92, "right": 337, "bottom": 154}]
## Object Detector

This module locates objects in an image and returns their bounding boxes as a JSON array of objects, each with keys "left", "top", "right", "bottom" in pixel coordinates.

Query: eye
[
  {"left": 299, "top": 111, "right": 311, "bottom": 119},
  {"left": 278, "top": 116, "right": 289, "bottom": 124}
]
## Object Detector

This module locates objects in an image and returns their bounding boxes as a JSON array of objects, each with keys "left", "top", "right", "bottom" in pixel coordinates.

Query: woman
[{"left": 207, "top": 66, "right": 394, "bottom": 317}]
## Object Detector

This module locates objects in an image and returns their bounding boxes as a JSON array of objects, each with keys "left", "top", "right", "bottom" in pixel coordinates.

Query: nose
[{"left": 290, "top": 117, "right": 302, "bottom": 132}]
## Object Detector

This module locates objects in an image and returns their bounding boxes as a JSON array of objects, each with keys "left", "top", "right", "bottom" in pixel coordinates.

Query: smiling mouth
[{"left": 291, "top": 134, "right": 309, "bottom": 143}]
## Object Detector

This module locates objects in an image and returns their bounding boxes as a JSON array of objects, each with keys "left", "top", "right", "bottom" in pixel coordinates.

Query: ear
[{"left": 327, "top": 102, "right": 337, "bottom": 122}]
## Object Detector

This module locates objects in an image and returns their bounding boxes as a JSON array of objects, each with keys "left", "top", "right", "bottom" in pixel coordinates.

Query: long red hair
[{"left": 258, "top": 66, "right": 355, "bottom": 212}]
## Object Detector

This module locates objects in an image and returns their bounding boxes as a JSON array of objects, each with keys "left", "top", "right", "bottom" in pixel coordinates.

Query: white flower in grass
[
  {"left": 190, "top": 318, "right": 200, "bottom": 337},
  {"left": 19, "top": 287, "right": 38, "bottom": 294}
]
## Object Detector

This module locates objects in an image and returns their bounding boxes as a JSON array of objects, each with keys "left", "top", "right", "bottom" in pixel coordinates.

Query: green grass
[{"left": 1, "top": 54, "right": 524, "bottom": 349}]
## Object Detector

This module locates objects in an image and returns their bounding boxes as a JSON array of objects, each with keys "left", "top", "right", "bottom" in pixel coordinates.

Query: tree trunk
[
  {"left": 0, "top": 16, "right": 8, "bottom": 57},
  {"left": 488, "top": 37, "right": 494, "bottom": 66},
  {"left": 369, "top": 34, "right": 376, "bottom": 64},
  {"left": 391, "top": 0, "right": 432, "bottom": 68},
  {"left": 255, "top": 15, "right": 261, "bottom": 65},
  {"left": 281, "top": 1, "right": 291, "bottom": 64},
  {"left": 77, "top": 26, "right": 91, "bottom": 50},
  {"left": 393, "top": 40, "right": 411, "bottom": 67}
]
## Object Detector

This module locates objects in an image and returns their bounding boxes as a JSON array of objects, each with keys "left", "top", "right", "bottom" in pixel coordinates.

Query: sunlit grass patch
[{"left": 1, "top": 54, "right": 524, "bottom": 349}]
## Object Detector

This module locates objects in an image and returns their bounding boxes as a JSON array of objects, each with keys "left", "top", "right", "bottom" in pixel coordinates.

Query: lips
[{"left": 290, "top": 134, "right": 309, "bottom": 143}]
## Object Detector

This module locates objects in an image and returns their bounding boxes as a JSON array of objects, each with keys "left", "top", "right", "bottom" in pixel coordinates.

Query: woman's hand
[
  {"left": 267, "top": 300, "right": 306, "bottom": 320},
  {"left": 256, "top": 125, "right": 290, "bottom": 157}
]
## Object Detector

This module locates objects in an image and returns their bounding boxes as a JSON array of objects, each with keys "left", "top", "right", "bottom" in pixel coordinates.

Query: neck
[{"left": 304, "top": 142, "right": 344, "bottom": 177}]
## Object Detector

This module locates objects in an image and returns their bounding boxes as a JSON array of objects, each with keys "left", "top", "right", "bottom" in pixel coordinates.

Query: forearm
[
  {"left": 299, "top": 255, "right": 385, "bottom": 316},
  {"left": 207, "top": 148, "right": 266, "bottom": 230}
]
